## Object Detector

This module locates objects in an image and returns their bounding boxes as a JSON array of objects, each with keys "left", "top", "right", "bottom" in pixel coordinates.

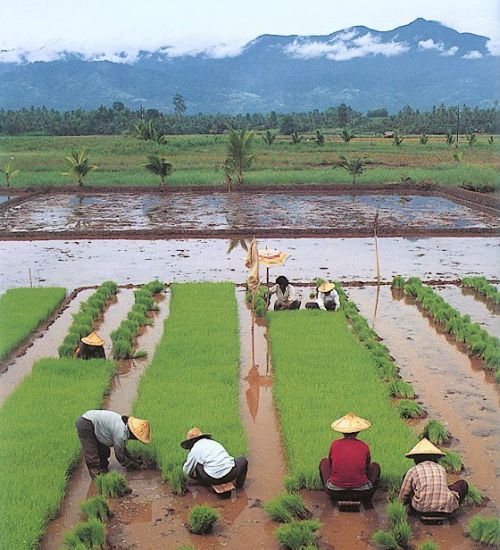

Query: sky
[{"left": 0, "top": 0, "right": 498, "bottom": 61}]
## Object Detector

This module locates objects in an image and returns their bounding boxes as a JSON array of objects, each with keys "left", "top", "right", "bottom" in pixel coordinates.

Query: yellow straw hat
[
  {"left": 405, "top": 438, "right": 445, "bottom": 458},
  {"left": 81, "top": 332, "right": 105, "bottom": 347},
  {"left": 181, "top": 427, "right": 212, "bottom": 449},
  {"left": 128, "top": 417, "right": 151, "bottom": 444},
  {"left": 318, "top": 282, "right": 335, "bottom": 293},
  {"left": 331, "top": 412, "right": 371, "bottom": 433}
]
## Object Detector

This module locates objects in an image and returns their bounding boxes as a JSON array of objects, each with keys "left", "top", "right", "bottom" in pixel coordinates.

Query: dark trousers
[
  {"left": 274, "top": 300, "right": 301, "bottom": 311},
  {"left": 76, "top": 416, "right": 111, "bottom": 479},
  {"left": 319, "top": 458, "right": 380, "bottom": 502},
  {"left": 305, "top": 302, "right": 337, "bottom": 311},
  {"left": 196, "top": 456, "right": 248, "bottom": 488}
]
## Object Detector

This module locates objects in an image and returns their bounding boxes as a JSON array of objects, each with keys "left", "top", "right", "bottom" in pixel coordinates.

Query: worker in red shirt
[{"left": 319, "top": 412, "right": 380, "bottom": 503}]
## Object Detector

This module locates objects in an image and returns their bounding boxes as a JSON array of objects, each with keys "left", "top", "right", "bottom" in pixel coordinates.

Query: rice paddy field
[{"left": 1, "top": 133, "right": 499, "bottom": 188}]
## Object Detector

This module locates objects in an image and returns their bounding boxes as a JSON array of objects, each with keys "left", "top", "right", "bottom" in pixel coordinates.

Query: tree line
[{"left": 0, "top": 101, "right": 498, "bottom": 136}]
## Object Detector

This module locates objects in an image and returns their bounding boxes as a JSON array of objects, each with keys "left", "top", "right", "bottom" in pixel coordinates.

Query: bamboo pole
[
  {"left": 373, "top": 211, "right": 381, "bottom": 324},
  {"left": 251, "top": 290, "right": 256, "bottom": 367}
]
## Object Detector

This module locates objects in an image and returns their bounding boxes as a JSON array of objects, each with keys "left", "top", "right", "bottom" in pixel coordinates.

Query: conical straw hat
[
  {"left": 318, "top": 282, "right": 335, "bottom": 293},
  {"left": 81, "top": 332, "right": 104, "bottom": 347},
  {"left": 181, "top": 427, "right": 212, "bottom": 449},
  {"left": 331, "top": 412, "right": 371, "bottom": 433},
  {"left": 405, "top": 438, "right": 445, "bottom": 458},
  {"left": 128, "top": 417, "right": 151, "bottom": 444}
]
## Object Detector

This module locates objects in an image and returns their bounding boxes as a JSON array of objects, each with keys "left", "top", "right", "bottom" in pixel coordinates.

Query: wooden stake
[
  {"left": 251, "top": 290, "right": 256, "bottom": 368},
  {"left": 29, "top": 268, "right": 33, "bottom": 288},
  {"left": 373, "top": 211, "right": 381, "bottom": 323}
]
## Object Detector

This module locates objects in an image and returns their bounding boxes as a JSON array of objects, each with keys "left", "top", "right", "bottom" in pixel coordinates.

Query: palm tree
[
  {"left": 445, "top": 131, "right": 455, "bottom": 146},
  {"left": 0, "top": 163, "right": 19, "bottom": 187},
  {"left": 142, "top": 154, "right": 173, "bottom": 186},
  {"left": 340, "top": 128, "right": 354, "bottom": 143},
  {"left": 131, "top": 120, "right": 166, "bottom": 143},
  {"left": 393, "top": 130, "right": 404, "bottom": 146},
  {"left": 419, "top": 133, "right": 429, "bottom": 145},
  {"left": 466, "top": 133, "right": 477, "bottom": 147},
  {"left": 62, "top": 149, "right": 97, "bottom": 187},
  {"left": 333, "top": 155, "right": 372, "bottom": 184},
  {"left": 262, "top": 130, "right": 276, "bottom": 146},
  {"left": 315, "top": 130, "right": 325, "bottom": 145},
  {"left": 226, "top": 127, "right": 255, "bottom": 185},
  {"left": 291, "top": 131, "right": 303, "bottom": 144},
  {"left": 487, "top": 136, "right": 494, "bottom": 145}
]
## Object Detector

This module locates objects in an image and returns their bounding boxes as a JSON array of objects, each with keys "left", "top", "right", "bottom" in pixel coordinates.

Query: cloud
[
  {"left": 284, "top": 31, "right": 409, "bottom": 61},
  {"left": 159, "top": 42, "right": 244, "bottom": 59},
  {"left": 417, "top": 39, "right": 458, "bottom": 56},
  {"left": 486, "top": 38, "right": 500, "bottom": 56},
  {"left": 462, "top": 50, "right": 483, "bottom": 59},
  {"left": 441, "top": 46, "right": 459, "bottom": 56}
]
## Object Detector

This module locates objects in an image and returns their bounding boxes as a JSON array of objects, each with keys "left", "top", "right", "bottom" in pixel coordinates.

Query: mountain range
[{"left": 0, "top": 18, "right": 498, "bottom": 113}]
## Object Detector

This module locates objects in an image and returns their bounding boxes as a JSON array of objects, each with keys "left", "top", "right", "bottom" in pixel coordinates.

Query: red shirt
[{"left": 328, "top": 438, "right": 371, "bottom": 488}]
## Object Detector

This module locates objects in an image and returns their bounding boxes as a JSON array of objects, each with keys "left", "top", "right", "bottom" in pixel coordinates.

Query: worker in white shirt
[
  {"left": 181, "top": 427, "right": 248, "bottom": 488},
  {"left": 267, "top": 275, "right": 301, "bottom": 310},
  {"left": 306, "top": 281, "right": 340, "bottom": 311}
]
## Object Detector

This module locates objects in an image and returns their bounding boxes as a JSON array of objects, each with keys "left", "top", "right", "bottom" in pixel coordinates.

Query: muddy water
[
  {"left": 1, "top": 237, "right": 499, "bottom": 292},
  {"left": 97, "top": 289, "right": 136, "bottom": 357},
  {"left": 1, "top": 193, "right": 497, "bottom": 234},
  {"left": 0, "top": 288, "right": 94, "bottom": 405},
  {"left": 41, "top": 292, "right": 170, "bottom": 550},
  {"left": 434, "top": 285, "right": 500, "bottom": 339}
]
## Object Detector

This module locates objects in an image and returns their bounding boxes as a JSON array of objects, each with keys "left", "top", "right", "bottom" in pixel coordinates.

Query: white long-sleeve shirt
[
  {"left": 317, "top": 289, "right": 340, "bottom": 310},
  {"left": 269, "top": 284, "right": 300, "bottom": 303},
  {"left": 82, "top": 410, "right": 129, "bottom": 465},
  {"left": 182, "top": 438, "right": 235, "bottom": 479}
]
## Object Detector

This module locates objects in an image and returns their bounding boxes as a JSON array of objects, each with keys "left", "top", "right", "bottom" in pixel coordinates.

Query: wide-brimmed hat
[
  {"left": 405, "top": 438, "right": 445, "bottom": 458},
  {"left": 128, "top": 417, "right": 151, "bottom": 444},
  {"left": 181, "top": 427, "right": 212, "bottom": 449},
  {"left": 318, "top": 282, "right": 335, "bottom": 293},
  {"left": 81, "top": 332, "right": 104, "bottom": 347},
  {"left": 331, "top": 412, "right": 371, "bottom": 433}
]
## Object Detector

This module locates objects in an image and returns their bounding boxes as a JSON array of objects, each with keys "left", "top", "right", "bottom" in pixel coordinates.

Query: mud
[
  {"left": 0, "top": 288, "right": 94, "bottom": 405},
  {"left": 40, "top": 292, "right": 170, "bottom": 550},
  {"left": 0, "top": 190, "right": 498, "bottom": 240},
  {"left": 1, "top": 237, "right": 499, "bottom": 293}
]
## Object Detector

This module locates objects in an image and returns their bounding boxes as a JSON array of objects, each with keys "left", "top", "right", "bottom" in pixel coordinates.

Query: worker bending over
[
  {"left": 306, "top": 281, "right": 340, "bottom": 311},
  {"left": 75, "top": 331, "right": 106, "bottom": 360}
]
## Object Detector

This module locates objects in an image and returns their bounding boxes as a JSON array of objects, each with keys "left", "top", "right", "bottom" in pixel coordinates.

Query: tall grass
[
  {"left": 268, "top": 310, "right": 416, "bottom": 489},
  {"left": 130, "top": 283, "right": 246, "bottom": 487},
  {"left": 0, "top": 357, "right": 116, "bottom": 549},
  {"left": 0, "top": 287, "right": 66, "bottom": 360}
]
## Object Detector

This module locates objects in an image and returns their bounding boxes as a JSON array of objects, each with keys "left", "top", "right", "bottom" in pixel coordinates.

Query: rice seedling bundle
[
  {"left": 419, "top": 420, "right": 450, "bottom": 445},
  {"left": 464, "top": 483, "right": 484, "bottom": 506},
  {"left": 268, "top": 310, "right": 417, "bottom": 489},
  {"left": 0, "top": 357, "right": 116, "bottom": 549},
  {"left": 0, "top": 287, "right": 66, "bottom": 360},
  {"left": 462, "top": 277, "right": 500, "bottom": 306},
  {"left": 438, "top": 450, "right": 463, "bottom": 473},
  {"left": 80, "top": 496, "right": 112, "bottom": 522},
  {"left": 187, "top": 504, "right": 220, "bottom": 534},
  {"left": 417, "top": 542, "right": 440, "bottom": 550},
  {"left": 58, "top": 281, "right": 118, "bottom": 357},
  {"left": 264, "top": 492, "right": 310, "bottom": 523},
  {"left": 274, "top": 520, "right": 322, "bottom": 550},
  {"left": 63, "top": 518, "right": 106, "bottom": 549},
  {"left": 130, "top": 283, "right": 246, "bottom": 487},
  {"left": 466, "top": 515, "right": 500, "bottom": 546},
  {"left": 94, "top": 471, "right": 129, "bottom": 497},
  {"left": 372, "top": 500, "right": 413, "bottom": 549}
]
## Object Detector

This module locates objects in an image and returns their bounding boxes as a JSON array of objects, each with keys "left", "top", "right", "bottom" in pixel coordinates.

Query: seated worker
[
  {"left": 75, "top": 331, "right": 106, "bottom": 360},
  {"left": 305, "top": 281, "right": 340, "bottom": 311},
  {"left": 319, "top": 412, "right": 380, "bottom": 502},
  {"left": 399, "top": 438, "right": 468, "bottom": 516},
  {"left": 267, "top": 275, "right": 301, "bottom": 311},
  {"left": 76, "top": 409, "right": 150, "bottom": 478},
  {"left": 181, "top": 427, "right": 248, "bottom": 488}
]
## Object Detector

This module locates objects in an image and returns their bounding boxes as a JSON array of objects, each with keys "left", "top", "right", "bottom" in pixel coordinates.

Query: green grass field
[
  {"left": 1, "top": 134, "right": 498, "bottom": 188},
  {"left": 0, "top": 287, "right": 66, "bottom": 360},
  {"left": 0, "top": 358, "right": 116, "bottom": 549},
  {"left": 268, "top": 309, "right": 417, "bottom": 489},
  {"left": 130, "top": 283, "right": 246, "bottom": 487}
]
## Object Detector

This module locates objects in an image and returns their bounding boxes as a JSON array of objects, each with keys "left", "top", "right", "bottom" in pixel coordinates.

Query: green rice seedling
[
  {"left": 129, "top": 284, "right": 246, "bottom": 489},
  {"left": 375, "top": 357, "right": 398, "bottom": 380},
  {"left": 284, "top": 476, "right": 302, "bottom": 493},
  {"left": 464, "top": 483, "right": 484, "bottom": 506},
  {"left": 264, "top": 493, "right": 310, "bottom": 523},
  {"left": 0, "top": 358, "right": 115, "bottom": 549},
  {"left": 143, "top": 280, "right": 165, "bottom": 294},
  {"left": 0, "top": 287, "right": 66, "bottom": 360},
  {"left": 132, "top": 349, "right": 148, "bottom": 359},
  {"left": 63, "top": 518, "right": 105, "bottom": 549},
  {"left": 372, "top": 530, "right": 399, "bottom": 549},
  {"left": 178, "top": 546, "right": 196, "bottom": 550},
  {"left": 187, "top": 505, "right": 220, "bottom": 534},
  {"left": 386, "top": 501, "right": 407, "bottom": 525},
  {"left": 439, "top": 450, "right": 463, "bottom": 473},
  {"left": 461, "top": 276, "right": 500, "bottom": 306},
  {"left": 169, "top": 467, "right": 188, "bottom": 495},
  {"left": 466, "top": 515, "right": 500, "bottom": 546},
  {"left": 397, "top": 400, "right": 424, "bottom": 419},
  {"left": 94, "top": 471, "right": 129, "bottom": 498},
  {"left": 388, "top": 379, "right": 415, "bottom": 399},
  {"left": 111, "top": 338, "right": 134, "bottom": 360},
  {"left": 417, "top": 541, "right": 439, "bottom": 550},
  {"left": 391, "top": 276, "right": 406, "bottom": 290},
  {"left": 392, "top": 520, "right": 412, "bottom": 547},
  {"left": 80, "top": 496, "right": 112, "bottom": 522},
  {"left": 420, "top": 420, "right": 450, "bottom": 445},
  {"left": 274, "top": 520, "right": 322, "bottom": 550}
]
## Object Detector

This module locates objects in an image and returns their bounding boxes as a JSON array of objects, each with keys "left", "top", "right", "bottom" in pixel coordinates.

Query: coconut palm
[
  {"left": 315, "top": 130, "right": 325, "bottom": 145},
  {"left": 226, "top": 127, "right": 255, "bottom": 185},
  {"left": 333, "top": 155, "right": 372, "bottom": 184},
  {"left": 262, "top": 130, "right": 276, "bottom": 146},
  {"left": 132, "top": 120, "right": 166, "bottom": 143},
  {"left": 340, "top": 128, "right": 354, "bottom": 143},
  {"left": 419, "top": 133, "right": 429, "bottom": 145},
  {"left": 291, "top": 131, "right": 303, "bottom": 144},
  {"left": 445, "top": 131, "right": 455, "bottom": 146},
  {"left": 393, "top": 130, "right": 404, "bottom": 146},
  {"left": 466, "top": 133, "right": 477, "bottom": 147},
  {"left": 62, "top": 149, "right": 97, "bottom": 187},
  {"left": 142, "top": 154, "right": 173, "bottom": 186},
  {"left": 0, "top": 163, "right": 19, "bottom": 187},
  {"left": 487, "top": 136, "right": 494, "bottom": 145}
]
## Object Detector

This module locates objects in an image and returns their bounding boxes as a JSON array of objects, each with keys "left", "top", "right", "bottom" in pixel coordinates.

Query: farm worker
[
  {"left": 76, "top": 410, "right": 151, "bottom": 479},
  {"left": 75, "top": 331, "right": 106, "bottom": 360},
  {"left": 305, "top": 281, "right": 340, "bottom": 311},
  {"left": 267, "top": 275, "right": 301, "bottom": 310},
  {"left": 181, "top": 427, "right": 248, "bottom": 488},
  {"left": 319, "top": 412, "right": 380, "bottom": 502},
  {"left": 398, "top": 438, "right": 468, "bottom": 515}
]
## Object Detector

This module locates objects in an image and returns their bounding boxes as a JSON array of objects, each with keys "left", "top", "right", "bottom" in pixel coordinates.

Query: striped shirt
[{"left": 398, "top": 461, "right": 459, "bottom": 513}]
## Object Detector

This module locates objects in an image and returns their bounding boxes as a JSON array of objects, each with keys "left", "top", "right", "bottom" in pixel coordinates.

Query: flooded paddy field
[{"left": 0, "top": 190, "right": 498, "bottom": 238}]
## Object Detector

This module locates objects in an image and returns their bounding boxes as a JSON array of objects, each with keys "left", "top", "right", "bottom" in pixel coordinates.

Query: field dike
[
  {"left": 40, "top": 285, "right": 168, "bottom": 550},
  {"left": 349, "top": 285, "right": 499, "bottom": 548}
]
